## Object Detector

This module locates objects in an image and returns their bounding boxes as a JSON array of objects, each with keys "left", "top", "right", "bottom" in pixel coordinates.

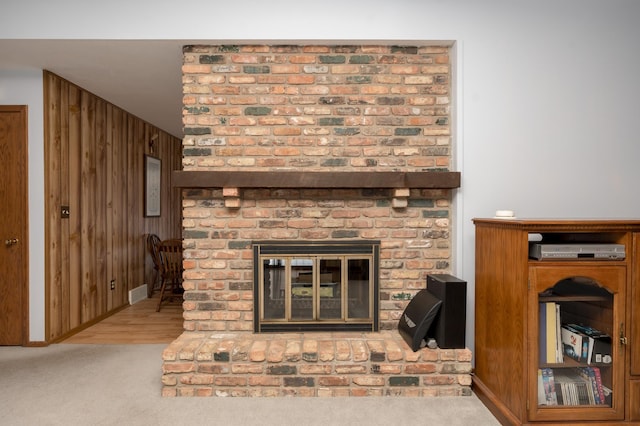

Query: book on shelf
[
  {"left": 602, "top": 385, "right": 613, "bottom": 406},
  {"left": 553, "top": 369, "right": 594, "bottom": 406},
  {"left": 537, "top": 368, "right": 558, "bottom": 406},
  {"left": 591, "top": 366, "right": 606, "bottom": 404},
  {"left": 546, "top": 302, "right": 557, "bottom": 363},
  {"left": 538, "top": 302, "right": 558, "bottom": 364},
  {"left": 566, "top": 323, "right": 612, "bottom": 365},
  {"left": 561, "top": 325, "right": 589, "bottom": 362},
  {"left": 541, "top": 367, "right": 609, "bottom": 407},
  {"left": 578, "top": 366, "right": 606, "bottom": 404},
  {"left": 537, "top": 369, "right": 545, "bottom": 404},
  {"left": 539, "top": 303, "right": 547, "bottom": 363},
  {"left": 539, "top": 301, "right": 563, "bottom": 363},
  {"left": 555, "top": 304, "right": 563, "bottom": 363}
]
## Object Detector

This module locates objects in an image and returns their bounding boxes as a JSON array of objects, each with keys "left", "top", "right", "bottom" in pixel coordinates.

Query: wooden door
[
  {"left": 0, "top": 106, "right": 28, "bottom": 345},
  {"left": 528, "top": 264, "right": 626, "bottom": 422}
]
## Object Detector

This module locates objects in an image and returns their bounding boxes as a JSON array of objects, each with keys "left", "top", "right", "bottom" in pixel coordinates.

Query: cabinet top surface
[{"left": 472, "top": 218, "right": 640, "bottom": 230}]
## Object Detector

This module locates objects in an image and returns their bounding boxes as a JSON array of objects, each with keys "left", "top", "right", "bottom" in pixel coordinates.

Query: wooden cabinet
[{"left": 473, "top": 219, "right": 640, "bottom": 425}]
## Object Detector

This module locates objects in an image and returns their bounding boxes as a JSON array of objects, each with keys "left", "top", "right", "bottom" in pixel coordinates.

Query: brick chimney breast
[{"left": 181, "top": 45, "right": 453, "bottom": 333}]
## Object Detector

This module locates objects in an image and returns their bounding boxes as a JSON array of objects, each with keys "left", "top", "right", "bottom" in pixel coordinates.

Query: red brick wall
[{"left": 180, "top": 45, "right": 453, "bottom": 332}]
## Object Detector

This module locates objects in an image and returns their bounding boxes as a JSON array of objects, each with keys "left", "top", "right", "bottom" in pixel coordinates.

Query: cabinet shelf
[
  {"left": 538, "top": 295, "right": 609, "bottom": 303},
  {"left": 539, "top": 361, "right": 612, "bottom": 369}
]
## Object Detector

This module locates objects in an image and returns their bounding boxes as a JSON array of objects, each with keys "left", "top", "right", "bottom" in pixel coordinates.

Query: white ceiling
[{"left": 0, "top": 39, "right": 187, "bottom": 137}]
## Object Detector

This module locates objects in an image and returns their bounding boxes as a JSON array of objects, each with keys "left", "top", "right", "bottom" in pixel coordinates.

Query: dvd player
[{"left": 529, "top": 243, "right": 625, "bottom": 260}]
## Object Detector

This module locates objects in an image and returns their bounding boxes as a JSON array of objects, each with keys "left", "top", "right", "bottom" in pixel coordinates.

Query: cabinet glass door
[{"left": 529, "top": 265, "right": 626, "bottom": 422}]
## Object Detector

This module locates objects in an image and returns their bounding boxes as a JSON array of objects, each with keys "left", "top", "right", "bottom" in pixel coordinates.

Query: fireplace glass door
[{"left": 253, "top": 241, "right": 379, "bottom": 332}]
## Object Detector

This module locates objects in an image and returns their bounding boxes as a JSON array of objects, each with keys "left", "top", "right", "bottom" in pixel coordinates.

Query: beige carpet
[{"left": 0, "top": 343, "right": 500, "bottom": 425}]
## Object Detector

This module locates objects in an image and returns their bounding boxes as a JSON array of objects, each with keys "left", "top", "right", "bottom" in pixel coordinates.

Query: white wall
[
  {"left": 2, "top": 0, "right": 640, "bottom": 349},
  {"left": 0, "top": 70, "right": 45, "bottom": 342}
]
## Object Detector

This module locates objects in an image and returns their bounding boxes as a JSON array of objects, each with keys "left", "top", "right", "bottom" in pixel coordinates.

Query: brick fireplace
[{"left": 161, "top": 44, "right": 472, "bottom": 397}]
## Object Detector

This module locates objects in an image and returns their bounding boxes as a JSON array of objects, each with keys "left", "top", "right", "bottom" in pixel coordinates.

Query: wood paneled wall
[{"left": 43, "top": 71, "right": 182, "bottom": 341}]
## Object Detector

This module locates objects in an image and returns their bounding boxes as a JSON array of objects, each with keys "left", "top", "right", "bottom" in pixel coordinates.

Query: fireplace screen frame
[{"left": 253, "top": 240, "right": 380, "bottom": 332}]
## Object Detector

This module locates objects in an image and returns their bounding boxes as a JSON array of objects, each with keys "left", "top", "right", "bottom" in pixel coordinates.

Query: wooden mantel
[{"left": 172, "top": 170, "right": 461, "bottom": 189}]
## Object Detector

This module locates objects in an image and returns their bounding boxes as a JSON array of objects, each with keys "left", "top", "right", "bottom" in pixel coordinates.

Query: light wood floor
[{"left": 63, "top": 294, "right": 184, "bottom": 344}]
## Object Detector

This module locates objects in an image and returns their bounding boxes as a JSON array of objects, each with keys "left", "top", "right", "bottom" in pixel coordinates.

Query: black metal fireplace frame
[{"left": 252, "top": 240, "right": 380, "bottom": 333}]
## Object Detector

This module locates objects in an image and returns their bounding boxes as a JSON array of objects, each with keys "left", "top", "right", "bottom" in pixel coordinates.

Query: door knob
[{"left": 5, "top": 238, "right": 18, "bottom": 246}]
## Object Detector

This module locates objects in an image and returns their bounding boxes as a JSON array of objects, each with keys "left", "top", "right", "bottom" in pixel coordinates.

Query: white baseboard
[{"left": 129, "top": 284, "right": 148, "bottom": 305}]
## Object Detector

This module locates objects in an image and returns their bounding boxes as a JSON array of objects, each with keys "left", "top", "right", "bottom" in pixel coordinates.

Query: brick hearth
[{"left": 162, "top": 331, "right": 472, "bottom": 397}]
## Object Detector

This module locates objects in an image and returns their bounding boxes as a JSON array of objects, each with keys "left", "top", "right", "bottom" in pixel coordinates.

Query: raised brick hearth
[{"left": 162, "top": 331, "right": 472, "bottom": 397}]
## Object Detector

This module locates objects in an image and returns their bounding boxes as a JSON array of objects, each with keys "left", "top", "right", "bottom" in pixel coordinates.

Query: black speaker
[
  {"left": 426, "top": 274, "right": 467, "bottom": 349},
  {"left": 398, "top": 289, "right": 442, "bottom": 352}
]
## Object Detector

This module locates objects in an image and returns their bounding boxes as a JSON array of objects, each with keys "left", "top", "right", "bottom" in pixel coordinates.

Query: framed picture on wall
[{"left": 144, "top": 155, "right": 161, "bottom": 217}]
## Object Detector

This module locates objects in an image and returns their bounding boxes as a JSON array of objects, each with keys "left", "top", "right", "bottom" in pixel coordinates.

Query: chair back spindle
[{"left": 156, "top": 238, "right": 183, "bottom": 311}]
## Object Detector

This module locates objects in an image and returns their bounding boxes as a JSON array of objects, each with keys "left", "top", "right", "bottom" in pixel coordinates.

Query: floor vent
[{"left": 129, "top": 284, "right": 148, "bottom": 305}]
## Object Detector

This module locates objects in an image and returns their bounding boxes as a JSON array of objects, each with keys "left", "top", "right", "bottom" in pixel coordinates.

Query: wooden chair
[
  {"left": 146, "top": 234, "right": 162, "bottom": 297},
  {"left": 156, "top": 239, "right": 184, "bottom": 312}
]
